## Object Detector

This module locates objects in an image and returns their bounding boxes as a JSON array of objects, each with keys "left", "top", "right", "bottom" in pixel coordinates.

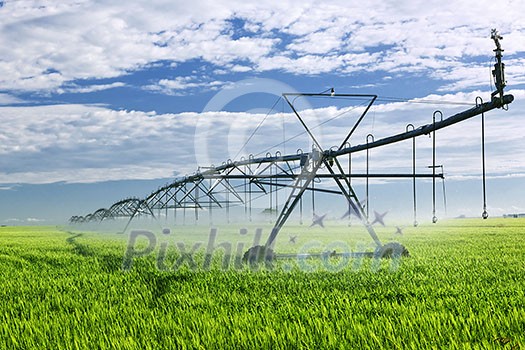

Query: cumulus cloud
[
  {"left": 0, "top": 0, "right": 523, "bottom": 93},
  {"left": 0, "top": 89, "right": 522, "bottom": 185},
  {"left": 0, "top": 1, "right": 523, "bottom": 185},
  {"left": 1, "top": 1, "right": 523, "bottom": 222},
  {"left": 143, "top": 76, "right": 232, "bottom": 95},
  {"left": 56, "top": 82, "right": 126, "bottom": 94}
]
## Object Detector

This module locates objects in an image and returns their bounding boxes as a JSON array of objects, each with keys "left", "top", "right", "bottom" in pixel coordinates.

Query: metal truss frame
[{"left": 70, "top": 33, "right": 514, "bottom": 257}]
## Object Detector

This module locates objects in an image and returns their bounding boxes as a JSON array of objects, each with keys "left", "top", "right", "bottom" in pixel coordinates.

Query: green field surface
[{"left": 1, "top": 219, "right": 524, "bottom": 349}]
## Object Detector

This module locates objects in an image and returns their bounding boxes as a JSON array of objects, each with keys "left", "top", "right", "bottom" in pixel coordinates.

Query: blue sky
[{"left": 1, "top": 0, "right": 524, "bottom": 224}]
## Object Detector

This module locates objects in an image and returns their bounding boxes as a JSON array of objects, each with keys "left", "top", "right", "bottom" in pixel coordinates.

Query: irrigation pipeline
[
  {"left": 329, "top": 94, "right": 514, "bottom": 158},
  {"left": 72, "top": 76, "right": 513, "bottom": 223},
  {"left": 134, "top": 94, "right": 513, "bottom": 204},
  {"left": 186, "top": 94, "right": 513, "bottom": 177},
  {"left": 71, "top": 93, "right": 512, "bottom": 224}
]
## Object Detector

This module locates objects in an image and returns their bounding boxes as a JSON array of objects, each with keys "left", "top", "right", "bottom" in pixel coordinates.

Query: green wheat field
[{"left": 1, "top": 218, "right": 524, "bottom": 349}]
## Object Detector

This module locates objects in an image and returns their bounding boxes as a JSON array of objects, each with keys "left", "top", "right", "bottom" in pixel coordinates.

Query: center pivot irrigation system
[{"left": 70, "top": 30, "right": 514, "bottom": 262}]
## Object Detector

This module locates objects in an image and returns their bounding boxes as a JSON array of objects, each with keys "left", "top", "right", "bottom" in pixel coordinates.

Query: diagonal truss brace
[{"left": 265, "top": 149, "right": 325, "bottom": 247}]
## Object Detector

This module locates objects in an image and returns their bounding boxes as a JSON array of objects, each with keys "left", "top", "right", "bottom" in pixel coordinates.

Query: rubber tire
[{"left": 242, "top": 245, "right": 275, "bottom": 265}]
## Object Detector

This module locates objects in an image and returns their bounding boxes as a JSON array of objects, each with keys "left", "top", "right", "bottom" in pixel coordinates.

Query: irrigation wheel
[{"left": 242, "top": 245, "right": 275, "bottom": 266}]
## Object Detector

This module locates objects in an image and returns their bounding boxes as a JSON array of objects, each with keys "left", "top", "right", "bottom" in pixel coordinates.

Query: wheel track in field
[{"left": 65, "top": 231, "right": 122, "bottom": 272}]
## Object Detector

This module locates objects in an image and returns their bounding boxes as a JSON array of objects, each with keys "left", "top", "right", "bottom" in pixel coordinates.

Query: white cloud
[
  {"left": 0, "top": 89, "right": 522, "bottom": 185},
  {"left": 4, "top": 217, "right": 46, "bottom": 223},
  {"left": 0, "top": 104, "right": 200, "bottom": 183},
  {"left": 143, "top": 76, "right": 233, "bottom": 95},
  {"left": 56, "top": 82, "right": 126, "bottom": 94},
  {"left": 230, "top": 65, "right": 252, "bottom": 73},
  {"left": 26, "top": 217, "right": 45, "bottom": 222},
  {"left": 0, "top": 0, "right": 523, "bottom": 92}
]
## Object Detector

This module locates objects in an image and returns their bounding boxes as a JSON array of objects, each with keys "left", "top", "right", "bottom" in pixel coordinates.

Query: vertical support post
[
  {"left": 248, "top": 176, "right": 252, "bottom": 222},
  {"left": 298, "top": 149, "right": 304, "bottom": 225},
  {"left": 244, "top": 164, "right": 248, "bottom": 221},
  {"left": 269, "top": 157, "right": 273, "bottom": 217},
  {"left": 165, "top": 192, "right": 168, "bottom": 222},
  {"left": 209, "top": 178, "right": 213, "bottom": 225},
  {"left": 195, "top": 185, "right": 199, "bottom": 224},
  {"left": 248, "top": 159, "right": 253, "bottom": 222},
  {"left": 274, "top": 155, "right": 279, "bottom": 217},
  {"left": 477, "top": 96, "right": 489, "bottom": 219},
  {"left": 174, "top": 190, "right": 177, "bottom": 225},
  {"left": 299, "top": 178, "right": 303, "bottom": 225},
  {"left": 346, "top": 142, "right": 352, "bottom": 226},
  {"left": 226, "top": 181, "right": 230, "bottom": 224},
  {"left": 366, "top": 134, "right": 374, "bottom": 218},
  {"left": 312, "top": 178, "right": 316, "bottom": 216},
  {"left": 432, "top": 111, "right": 442, "bottom": 223},
  {"left": 407, "top": 124, "right": 418, "bottom": 227},
  {"left": 183, "top": 183, "right": 187, "bottom": 226}
]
